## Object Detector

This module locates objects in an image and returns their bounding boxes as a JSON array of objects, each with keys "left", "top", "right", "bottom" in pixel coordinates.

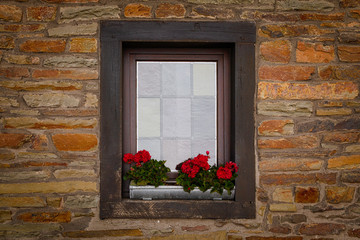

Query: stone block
[
  {"left": 32, "top": 69, "right": 98, "bottom": 80},
  {"left": 0, "top": 80, "right": 82, "bottom": 91},
  {"left": 338, "top": 46, "right": 360, "bottom": 62},
  {"left": 46, "top": 197, "right": 62, "bottom": 208},
  {"left": 338, "top": 31, "right": 360, "bottom": 44},
  {"left": 52, "top": 134, "right": 98, "bottom": 151},
  {"left": 297, "top": 120, "right": 334, "bottom": 133},
  {"left": 181, "top": 225, "right": 209, "bottom": 232},
  {"left": 272, "top": 187, "right": 293, "bottom": 202},
  {"left": 299, "top": 223, "right": 346, "bottom": 235},
  {"left": 257, "top": 101, "right": 311, "bottom": 117},
  {"left": 341, "top": 171, "right": 360, "bottom": 183},
  {"left": 0, "top": 35, "right": 15, "bottom": 49},
  {"left": 0, "top": 170, "right": 50, "bottom": 181},
  {"left": 258, "top": 120, "right": 294, "bottom": 136},
  {"left": 328, "top": 155, "right": 360, "bottom": 169},
  {"left": 84, "top": 93, "right": 98, "bottom": 108},
  {"left": 0, "top": 197, "right": 46, "bottom": 207},
  {"left": 260, "top": 40, "right": 291, "bottom": 63},
  {"left": 323, "top": 132, "right": 359, "bottom": 143},
  {"left": 0, "top": 133, "right": 32, "bottom": 149},
  {"left": 63, "top": 229, "right": 143, "bottom": 238},
  {"left": 0, "top": 181, "right": 97, "bottom": 194},
  {"left": 277, "top": 0, "right": 334, "bottom": 11},
  {"left": 48, "top": 23, "right": 97, "bottom": 37},
  {"left": 340, "top": 0, "right": 360, "bottom": 8},
  {"left": 54, "top": 169, "right": 96, "bottom": 179},
  {"left": 44, "top": 56, "right": 97, "bottom": 68},
  {"left": 295, "top": 187, "right": 319, "bottom": 203},
  {"left": 124, "top": 4, "right": 152, "bottom": 18},
  {"left": 259, "top": 65, "right": 314, "bottom": 81},
  {"left": 4, "top": 117, "right": 97, "bottom": 129},
  {"left": 0, "top": 210, "right": 11, "bottom": 222},
  {"left": 335, "top": 118, "right": 360, "bottom": 130},
  {"left": 258, "top": 82, "right": 358, "bottom": 100},
  {"left": 345, "top": 144, "right": 360, "bottom": 152},
  {"left": 20, "top": 39, "right": 66, "bottom": 53},
  {"left": 259, "top": 158, "right": 322, "bottom": 171},
  {"left": 296, "top": 41, "right": 334, "bottom": 63},
  {"left": 42, "top": 109, "right": 98, "bottom": 117},
  {"left": 0, "top": 223, "right": 61, "bottom": 238},
  {"left": 0, "top": 5, "right": 22, "bottom": 22},
  {"left": 4, "top": 54, "right": 40, "bottom": 65},
  {"left": 350, "top": 9, "right": 360, "bottom": 19},
  {"left": 317, "top": 108, "right": 352, "bottom": 116},
  {"left": 300, "top": 12, "right": 344, "bottom": 21},
  {"left": 27, "top": 6, "right": 56, "bottom": 21},
  {"left": 348, "top": 228, "right": 360, "bottom": 238},
  {"left": 326, "top": 186, "right": 355, "bottom": 203},
  {"left": 270, "top": 203, "right": 297, "bottom": 212},
  {"left": 190, "top": 6, "right": 234, "bottom": 19},
  {"left": 18, "top": 211, "right": 71, "bottom": 223},
  {"left": 258, "top": 135, "right": 318, "bottom": 149},
  {"left": 0, "top": 66, "right": 30, "bottom": 79},
  {"left": 259, "top": 24, "right": 332, "bottom": 38},
  {"left": 64, "top": 195, "right": 98, "bottom": 208},
  {"left": 23, "top": 93, "right": 80, "bottom": 108},
  {"left": 281, "top": 214, "right": 307, "bottom": 224},
  {"left": 155, "top": 3, "right": 186, "bottom": 18},
  {"left": 60, "top": 6, "right": 120, "bottom": 23},
  {"left": 70, "top": 38, "right": 97, "bottom": 53},
  {"left": 260, "top": 173, "right": 317, "bottom": 185}
]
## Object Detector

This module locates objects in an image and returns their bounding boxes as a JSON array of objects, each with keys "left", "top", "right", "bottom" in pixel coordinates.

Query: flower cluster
[
  {"left": 123, "top": 150, "right": 151, "bottom": 166},
  {"left": 217, "top": 162, "right": 239, "bottom": 180},
  {"left": 180, "top": 152, "right": 210, "bottom": 178},
  {"left": 123, "top": 150, "right": 170, "bottom": 187},
  {"left": 176, "top": 151, "right": 239, "bottom": 194}
]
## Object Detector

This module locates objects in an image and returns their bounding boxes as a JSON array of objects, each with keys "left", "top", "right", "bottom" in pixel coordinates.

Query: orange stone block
[
  {"left": 259, "top": 158, "right": 322, "bottom": 172},
  {"left": 52, "top": 134, "right": 98, "bottom": 151},
  {"left": 70, "top": 38, "right": 97, "bottom": 53},
  {"left": 18, "top": 211, "right": 71, "bottom": 223},
  {"left": 0, "top": 133, "right": 32, "bottom": 149},
  {"left": 27, "top": 6, "right": 56, "bottom": 21},
  {"left": 323, "top": 132, "right": 359, "bottom": 143},
  {"left": 20, "top": 39, "right": 66, "bottom": 53},
  {"left": 258, "top": 82, "right": 359, "bottom": 100},
  {"left": 0, "top": 67, "right": 30, "bottom": 79},
  {"left": 260, "top": 40, "right": 291, "bottom": 63},
  {"left": 338, "top": 45, "right": 360, "bottom": 62},
  {"left": 295, "top": 187, "right": 319, "bottom": 203},
  {"left": 259, "top": 65, "right": 315, "bottom": 81},
  {"left": 155, "top": 3, "right": 185, "bottom": 18},
  {"left": 296, "top": 41, "right": 334, "bottom": 63},
  {"left": 328, "top": 155, "right": 360, "bottom": 169},
  {"left": 0, "top": 35, "right": 15, "bottom": 49},
  {"left": 258, "top": 135, "right": 318, "bottom": 149},
  {"left": 0, "top": 5, "right": 22, "bottom": 22},
  {"left": 300, "top": 13, "right": 344, "bottom": 21},
  {"left": 32, "top": 69, "right": 98, "bottom": 80},
  {"left": 258, "top": 120, "right": 294, "bottom": 136},
  {"left": 124, "top": 4, "right": 151, "bottom": 18},
  {"left": 326, "top": 186, "right": 355, "bottom": 203}
]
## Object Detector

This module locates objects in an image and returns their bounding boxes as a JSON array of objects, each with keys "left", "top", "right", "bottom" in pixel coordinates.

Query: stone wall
[{"left": 0, "top": 0, "right": 359, "bottom": 239}]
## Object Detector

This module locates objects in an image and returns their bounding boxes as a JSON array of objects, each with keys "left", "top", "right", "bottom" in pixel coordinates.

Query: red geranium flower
[
  {"left": 123, "top": 153, "right": 134, "bottom": 163},
  {"left": 217, "top": 166, "right": 232, "bottom": 180},
  {"left": 225, "top": 162, "right": 238, "bottom": 173}
]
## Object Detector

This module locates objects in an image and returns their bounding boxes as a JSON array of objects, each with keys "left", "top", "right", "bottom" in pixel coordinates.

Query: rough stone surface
[
  {"left": 20, "top": 39, "right": 66, "bottom": 53},
  {"left": 0, "top": 97, "right": 19, "bottom": 107},
  {"left": 4, "top": 117, "right": 97, "bottom": 129},
  {"left": 0, "top": 224, "right": 61, "bottom": 238},
  {"left": 52, "top": 134, "right": 98, "bottom": 151},
  {"left": 298, "top": 120, "right": 334, "bottom": 133},
  {"left": 23, "top": 93, "right": 80, "bottom": 108},
  {"left": 341, "top": 171, "right": 360, "bottom": 183},
  {"left": 190, "top": 6, "right": 234, "bottom": 19},
  {"left": 64, "top": 195, "right": 99, "bottom": 208},
  {"left": 299, "top": 223, "right": 346, "bottom": 235},
  {"left": 316, "top": 108, "right": 352, "bottom": 116},
  {"left": 272, "top": 187, "right": 293, "bottom": 202},
  {"left": 323, "top": 132, "right": 359, "bottom": 143},
  {"left": 0, "top": 133, "right": 32, "bottom": 149},
  {"left": 335, "top": 118, "right": 360, "bottom": 130},
  {"left": 326, "top": 186, "right": 355, "bottom": 203},
  {"left": 0, "top": 181, "right": 97, "bottom": 194},
  {"left": 259, "top": 65, "right": 315, "bottom": 81},
  {"left": 277, "top": 0, "right": 335, "bottom": 12},
  {"left": 295, "top": 187, "right": 319, "bottom": 203},
  {"left": 0, "top": 210, "right": 11, "bottom": 223},
  {"left": 0, "top": 67, "right": 30, "bottom": 79},
  {"left": 259, "top": 158, "right": 322, "bottom": 171},
  {"left": 69, "top": 38, "right": 97, "bottom": 53},
  {"left": 32, "top": 69, "right": 98, "bottom": 80},
  {"left": 0, "top": 5, "right": 22, "bottom": 22},
  {"left": 338, "top": 46, "right": 360, "bottom": 62},
  {"left": 84, "top": 93, "right": 98, "bottom": 108},
  {"left": 124, "top": 4, "right": 152, "bottom": 18},
  {"left": 259, "top": 24, "right": 332, "bottom": 38},
  {"left": 258, "top": 135, "right": 318, "bottom": 149},
  {"left": 258, "top": 120, "right": 294, "bottom": 136},
  {"left": 44, "top": 56, "right": 97, "bottom": 68},
  {"left": 296, "top": 41, "right": 334, "bottom": 63},
  {"left": 60, "top": 6, "right": 120, "bottom": 23},
  {"left": 18, "top": 211, "right": 71, "bottom": 223},
  {"left": 0, "top": 197, "right": 46, "bottom": 207},
  {"left": 0, "top": 170, "right": 50, "bottom": 181},
  {"left": 0, "top": 35, "right": 15, "bottom": 49},
  {"left": 53, "top": 169, "right": 96, "bottom": 178},
  {"left": 340, "top": 0, "right": 360, "bottom": 7},
  {"left": 0, "top": 80, "right": 83, "bottom": 91},
  {"left": 260, "top": 173, "right": 317, "bottom": 185},
  {"left": 257, "top": 101, "right": 313, "bottom": 117},
  {"left": 46, "top": 197, "right": 62, "bottom": 208},
  {"left": 48, "top": 23, "right": 97, "bottom": 37},
  {"left": 348, "top": 228, "right": 360, "bottom": 238},
  {"left": 63, "top": 229, "right": 143, "bottom": 238},
  {"left": 150, "top": 231, "right": 226, "bottom": 240},
  {"left": 4, "top": 54, "right": 40, "bottom": 65},
  {"left": 281, "top": 214, "right": 307, "bottom": 224},
  {"left": 27, "top": 6, "right": 56, "bottom": 21},
  {"left": 319, "top": 65, "right": 360, "bottom": 80},
  {"left": 270, "top": 203, "right": 297, "bottom": 212},
  {"left": 258, "top": 82, "right": 358, "bottom": 100},
  {"left": 260, "top": 40, "right": 291, "bottom": 63},
  {"left": 0, "top": 24, "right": 45, "bottom": 33},
  {"left": 328, "top": 155, "right": 360, "bottom": 169},
  {"left": 155, "top": 3, "right": 186, "bottom": 18}
]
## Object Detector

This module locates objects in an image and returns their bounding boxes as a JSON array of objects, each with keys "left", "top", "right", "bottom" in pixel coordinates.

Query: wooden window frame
[{"left": 100, "top": 21, "right": 256, "bottom": 219}]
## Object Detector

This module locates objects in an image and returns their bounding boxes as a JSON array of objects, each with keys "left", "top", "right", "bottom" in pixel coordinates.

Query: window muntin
[{"left": 137, "top": 61, "right": 217, "bottom": 170}]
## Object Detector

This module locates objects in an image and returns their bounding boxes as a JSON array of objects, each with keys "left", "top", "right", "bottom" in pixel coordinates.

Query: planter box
[{"left": 129, "top": 185, "right": 235, "bottom": 200}]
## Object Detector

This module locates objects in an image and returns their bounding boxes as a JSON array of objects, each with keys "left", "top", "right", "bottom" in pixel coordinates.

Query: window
[{"left": 100, "top": 21, "right": 255, "bottom": 219}]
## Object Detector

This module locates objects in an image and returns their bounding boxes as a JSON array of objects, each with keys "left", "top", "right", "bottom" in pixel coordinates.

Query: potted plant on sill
[{"left": 123, "top": 150, "right": 238, "bottom": 200}]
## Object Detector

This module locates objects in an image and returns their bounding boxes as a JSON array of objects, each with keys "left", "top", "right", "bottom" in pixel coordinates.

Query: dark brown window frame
[{"left": 100, "top": 21, "right": 256, "bottom": 219}]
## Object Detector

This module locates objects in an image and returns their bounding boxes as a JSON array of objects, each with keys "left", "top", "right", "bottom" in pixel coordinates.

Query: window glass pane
[{"left": 137, "top": 62, "right": 217, "bottom": 170}]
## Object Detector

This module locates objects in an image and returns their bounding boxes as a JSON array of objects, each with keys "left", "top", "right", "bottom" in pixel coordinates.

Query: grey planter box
[{"left": 129, "top": 185, "right": 235, "bottom": 200}]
